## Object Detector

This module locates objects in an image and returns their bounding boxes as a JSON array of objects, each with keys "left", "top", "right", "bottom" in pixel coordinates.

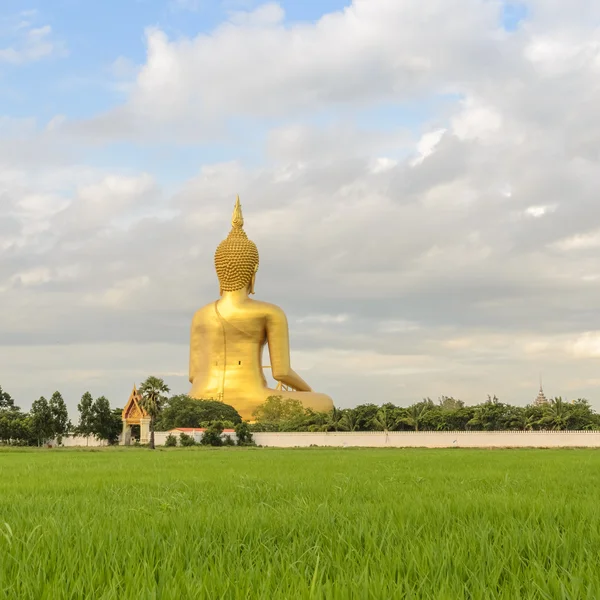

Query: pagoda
[{"left": 533, "top": 377, "right": 548, "bottom": 406}]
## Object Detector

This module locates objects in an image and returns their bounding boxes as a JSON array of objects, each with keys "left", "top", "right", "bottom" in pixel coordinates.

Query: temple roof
[{"left": 122, "top": 384, "right": 148, "bottom": 421}]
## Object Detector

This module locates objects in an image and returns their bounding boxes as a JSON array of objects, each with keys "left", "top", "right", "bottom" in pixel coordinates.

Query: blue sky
[
  {"left": 0, "top": 0, "right": 533, "bottom": 221},
  {"left": 1, "top": 0, "right": 352, "bottom": 119},
  {"left": 1, "top": 1, "right": 366, "bottom": 188},
  {"left": 1, "top": 0, "right": 526, "bottom": 152}
]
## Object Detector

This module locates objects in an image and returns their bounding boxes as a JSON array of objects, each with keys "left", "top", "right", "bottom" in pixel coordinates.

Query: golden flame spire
[{"left": 232, "top": 195, "right": 244, "bottom": 229}]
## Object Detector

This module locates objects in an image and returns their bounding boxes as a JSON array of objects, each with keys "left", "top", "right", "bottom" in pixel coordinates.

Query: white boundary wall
[
  {"left": 55, "top": 436, "right": 109, "bottom": 447},
  {"left": 251, "top": 431, "right": 600, "bottom": 448},
  {"left": 53, "top": 431, "right": 600, "bottom": 448}
]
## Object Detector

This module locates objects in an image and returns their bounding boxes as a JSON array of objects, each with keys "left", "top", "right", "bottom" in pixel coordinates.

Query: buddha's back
[{"left": 189, "top": 298, "right": 273, "bottom": 401}]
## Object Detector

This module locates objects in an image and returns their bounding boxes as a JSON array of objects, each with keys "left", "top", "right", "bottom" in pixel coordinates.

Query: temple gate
[{"left": 121, "top": 385, "right": 150, "bottom": 445}]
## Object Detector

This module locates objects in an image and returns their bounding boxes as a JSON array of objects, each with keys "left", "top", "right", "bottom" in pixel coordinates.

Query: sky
[{"left": 2, "top": 0, "right": 600, "bottom": 416}]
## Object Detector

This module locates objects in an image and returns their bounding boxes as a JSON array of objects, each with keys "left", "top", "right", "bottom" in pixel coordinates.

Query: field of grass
[{"left": 1, "top": 448, "right": 600, "bottom": 599}]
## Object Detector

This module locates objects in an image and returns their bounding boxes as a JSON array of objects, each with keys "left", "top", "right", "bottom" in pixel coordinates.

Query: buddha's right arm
[
  {"left": 280, "top": 369, "right": 312, "bottom": 393},
  {"left": 265, "top": 307, "right": 312, "bottom": 392}
]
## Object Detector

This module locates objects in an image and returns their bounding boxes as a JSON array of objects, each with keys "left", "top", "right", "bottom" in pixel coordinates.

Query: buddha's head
[{"left": 214, "top": 196, "right": 259, "bottom": 295}]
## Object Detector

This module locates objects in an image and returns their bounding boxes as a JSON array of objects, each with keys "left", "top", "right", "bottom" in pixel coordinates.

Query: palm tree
[
  {"left": 373, "top": 405, "right": 398, "bottom": 432},
  {"left": 340, "top": 409, "right": 359, "bottom": 432},
  {"left": 138, "top": 376, "right": 170, "bottom": 449},
  {"left": 327, "top": 407, "right": 344, "bottom": 431},
  {"left": 401, "top": 403, "right": 431, "bottom": 432},
  {"left": 544, "top": 397, "right": 569, "bottom": 431}
]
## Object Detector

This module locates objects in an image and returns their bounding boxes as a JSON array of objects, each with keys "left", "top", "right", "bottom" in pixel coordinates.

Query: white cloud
[
  {"left": 86, "top": 276, "right": 151, "bottom": 308},
  {"left": 451, "top": 97, "right": 502, "bottom": 142},
  {"left": 554, "top": 230, "right": 600, "bottom": 251},
  {"left": 524, "top": 205, "right": 557, "bottom": 218},
  {"left": 0, "top": 12, "right": 66, "bottom": 65},
  {"left": 369, "top": 158, "right": 398, "bottom": 174},
  {"left": 68, "top": 0, "right": 505, "bottom": 140},
  {"left": 410, "top": 129, "right": 446, "bottom": 166},
  {"left": 228, "top": 3, "right": 284, "bottom": 26},
  {"left": 524, "top": 35, "right": 600, "bottom": 75},
  {"left": 296, "top": 314, "right": 350, "bottom": 325},
  {"left": 4, "top": 0, "right": 600, "bottom": 412},
  {"left": 568, "top": 332, "right": 600, "bottom": 359}
]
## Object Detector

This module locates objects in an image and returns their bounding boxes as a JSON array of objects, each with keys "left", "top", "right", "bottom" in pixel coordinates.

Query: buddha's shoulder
[
  {"left": 192, "top": 301, "right": 217, "bottom": 320},
  {"left": 247, "top": 299, "right": 286, "bottom": 318},
  {"left": 191, "top": 299, "right": 286, "bottom": 318}
]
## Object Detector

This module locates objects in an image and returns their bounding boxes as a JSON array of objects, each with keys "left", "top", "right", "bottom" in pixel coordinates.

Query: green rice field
[{"left": 1, "top": 448, "right": 600, "bottom": 599}]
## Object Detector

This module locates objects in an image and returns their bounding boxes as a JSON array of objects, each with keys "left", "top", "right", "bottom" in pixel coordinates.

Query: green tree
[
  {"left": 30, "top": 396, "right": 53, "bottom": 446},
  {"left": 108, "top": 408, "right": 124, "bottom": 445},
  {"left": 438, "top": 396, "right": 465, "bottom": 411},
  {"left": 503, "top": 405, "right": 528, "bottom": 430},
  {"left": 76, "top": 392, "right": 95, "bottom": 442},
  {"left": 541, "top": 397, "right": 570, "bottom": 430},
  {"left": 49, "top": 391, "right": 70, "bottom": 444},
  {"left": 155, "top": 395, "right": 241, "bottom": 430},
  {"left": 373, "top": 403, "right": 402, "bottom": 431},
  {"left": 179, "top": 432, "right": 196, "bottom": 447},
  {"left": 300, "top": 409, "right": 330, "bottom": 432},
  {"left": 0, "top": 405, "right": 30, "bottom": 445},
  {"left": 0, "top": 385, "right": 15, "bottom": 410},
  {"left": 401, "top": 400, "right": 434, "bottom": 431},
  {"left": 352, "top": 404, "right": 380, "bottom": 431},
  {"left": 138, "top": 376, "right": 170, "bottom": 450},
  {"left": 252, "top": 396, "right": 307, "bottom": 431},
  {"left": 339, "top": 409, "right": 359, "bottom": 432},
  {"left": 235, "top": 421, "right": 255, "bottom": 446},
  {"left": 200, "top": 422, "right": 224, "bottom": 446},
  {"left": 92, "top": 396, "right": 117, "bottom": 443},
  {"left": 326, "top": 406, "right": 344, "bottom": 431},
  {"left": 0, "top": 387, "right": 27, "bottom": 444},
  {"left": 566, "top": 399, "right": 598, "bottom": 430},
  {"left": 522, "top": 405, "right": 544, "bottom": 430},
  {"left": 467, "top": 397, "right": 516, "bottom": 431}
]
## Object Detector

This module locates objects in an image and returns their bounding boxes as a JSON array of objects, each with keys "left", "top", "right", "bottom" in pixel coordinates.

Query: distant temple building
[
  {"left": 121, "top": 385, "right": 150, "bottom": 445},
  {"left": 533, "top": 379, "right": 549, "bottom": 406}
]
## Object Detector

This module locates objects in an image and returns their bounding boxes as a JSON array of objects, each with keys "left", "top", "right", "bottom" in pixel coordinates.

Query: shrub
[
  {"left": 165, "top": 434, "right": 177, "bottom": 447},
  {"left": 223, "top": 435, "right": 235, "bottom": 446},
  {"left": 235, "top": 422, "right": 255, "bottom": 446},
  {"left": 179, "top": 432, "right": 196, "bottom": 447},
  {"left": 200, "top": 422, "right": 224, "bottom": 446}
]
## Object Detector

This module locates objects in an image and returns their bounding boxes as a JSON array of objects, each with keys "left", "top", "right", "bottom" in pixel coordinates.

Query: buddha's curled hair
[{"left": 214, "top": 197, "right": 259, "bottom": 292}]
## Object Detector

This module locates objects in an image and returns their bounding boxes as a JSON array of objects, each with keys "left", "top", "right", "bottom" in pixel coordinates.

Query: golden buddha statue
[{"left": 188, "top": 197, "right": 334, "bottom": 420}]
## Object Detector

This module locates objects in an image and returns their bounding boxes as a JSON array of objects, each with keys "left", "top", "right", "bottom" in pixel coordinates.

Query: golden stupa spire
[{"left": 232, "top": 195, "right": 244, "bottom": 229}]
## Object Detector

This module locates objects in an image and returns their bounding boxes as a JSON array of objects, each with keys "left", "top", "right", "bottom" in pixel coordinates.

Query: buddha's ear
[{"left": 249, "top": 264, "right": 258, "bottom": 295}]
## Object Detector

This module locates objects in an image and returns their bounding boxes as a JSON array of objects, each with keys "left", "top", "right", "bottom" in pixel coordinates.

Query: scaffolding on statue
[{"left": 263, "top": 365, "right": 297, "bottom": 392}]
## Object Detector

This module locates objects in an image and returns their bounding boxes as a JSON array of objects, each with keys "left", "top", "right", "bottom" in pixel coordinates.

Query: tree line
[
  {"left": 3, "top": 381, "right": 600, "bottom": 447},
  {"left": 0, "top": 377, "right": 247, "bottom": 448},
  {"left": 0, "top": 386, "right": 122, "bottom": 446},
  {"left": 249, "top": 395, "right": 600, "bottom": 432}
]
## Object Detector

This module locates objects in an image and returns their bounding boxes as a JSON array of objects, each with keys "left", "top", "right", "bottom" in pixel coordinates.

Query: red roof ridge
[{"left": 168, "top": 427, "right": 236, "bottom": 433}]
